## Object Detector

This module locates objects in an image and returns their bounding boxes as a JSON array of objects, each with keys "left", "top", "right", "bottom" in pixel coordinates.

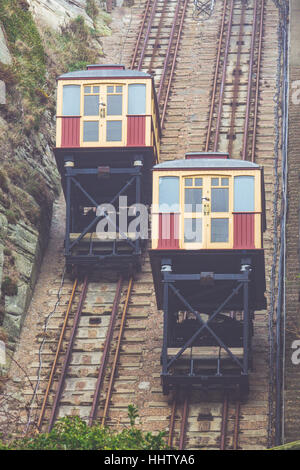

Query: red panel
[
  {"left": 86, "top": 65, "right": 125, "bottom": 70},
  {"left": 127, "top": 116, "right": 146, "bottom": 146},
  {"left": 157, "top": 213, "right": 180, "bottom": 249},
  {"left": 61, "top": 117, "right": 80, "bottom": 147},
  {"left": 233, "top": 213, "right": 255, "bottom": 249}
]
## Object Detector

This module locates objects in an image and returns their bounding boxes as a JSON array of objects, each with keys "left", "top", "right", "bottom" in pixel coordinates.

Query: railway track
[
  {"left": 6, "top": 0, "right": 283, "bottom": 449},
  {"left": 161, "top": 0, "right": 280, "bottom": 450},
  {"left": 31, "top": 0, "right": 188, "bottom": 433},
  {"left": 35, "top": 275, "right": 133, "bottom": 430},
  {"left": 131, "top": 0, "right": 189, "bottom": 126}
]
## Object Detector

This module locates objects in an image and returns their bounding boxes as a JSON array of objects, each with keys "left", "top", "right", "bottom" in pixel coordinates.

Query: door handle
[{"left": 100, "top": 107, "right": 106, "bottom": 118}]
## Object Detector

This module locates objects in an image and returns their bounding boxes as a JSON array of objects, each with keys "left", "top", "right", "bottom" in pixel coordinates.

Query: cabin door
[
  {"left": 205, "top": 175, "right": 232, "bottom": 249},
  {"left": 182, "top": 175, "right": 232, "bottom": 249},
  {"left": 82, "top": 84, "right": 126, "bottom": 146}
]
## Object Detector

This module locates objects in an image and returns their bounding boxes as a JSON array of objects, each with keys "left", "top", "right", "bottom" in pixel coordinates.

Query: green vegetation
[
  {"left": 1, "top": 276, "right": 18, "bottom": 297},
  {"left": 86, "top": 0, "right": 100, "bottom": 22},
  {"left": 4, "top": 209, "right": 19, "bottom": 225},
  {"left": 44, "top": 15, "right": 103, "bottom": 76},
  {"left": 1, "top": 161, "right": 56, "bottom": 229},
  {"left": 0, "top": 406, "right": 169, "bottom": 450},
  {"left": 0, "top": 0, "right": 47, "bottom": 125},
  {"left": 270, "top": 441, "right": 300, "bottom": 450},
  {"left": 0, "top": 170, "right": 9, "bottom": 193}
]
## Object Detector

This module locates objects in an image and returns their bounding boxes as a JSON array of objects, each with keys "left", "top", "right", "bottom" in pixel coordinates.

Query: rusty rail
[
  {"left": 227, "top": 1, "right": 246, "bottom": 157},
  {"left": 131, "top": 0, "right": 187, "bottom": 127},
  {"left": 137, "top": 0, "right": 159, "bottom": 71},
  {"left": 157, "top": 0, "right": 182, "bottom": 102},
  {"left": 160, "top": 0, "right": 189, "bottom": 128},
  {"left": 168, "top": 391, "right": 178, "bottom": 447},
  {"left": 178, "top": 394, "right": 189, "bottom": 450},
  {"left": 88, "top": 276, "right": 123, "bottom": 426},
  {"left": 251, "top": 0, "right": 265, "bottom": 163},
  {"left": 130, "top": 0, "right": 153, "bottom": 69},
  {"left": 101, "top": 277, "right": 134, "bottom": 426},
  {"left": 233, "top": 400, "right": 241, "bottom": 450},
  {"left": 168, "top": 391, "right": 190, "bottom": 450},
  {"left": 37, "top": 278, "right": 78, "bottom": 431},
  {"left": 213, "top": 0, "right": 234, "bottom": 152},
  {"left": 148, "top": 0, "right": 169, "bottom": 75},
  {"left": 220, "top": 394, "right": 241, "bottom": 450},
  {"left": 47, "top": 275, "right": 89, "bottom": 432},
  {"left": 242, "top": 0, "right": 258, "bottom": 160},
  {"left": 220, "top": 393, "right": 229, "bottom": 450},
  {"left": 205, "top": 0, "right": 228, "bottom": 151}
]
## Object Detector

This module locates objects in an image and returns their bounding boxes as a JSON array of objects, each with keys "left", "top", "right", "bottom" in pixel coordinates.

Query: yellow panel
[
  {"left": 57, "top": 78, "right": 159, "bottom": 150},
  {"left": 152, "top": 168, "right": 262, "bottom": 251}
]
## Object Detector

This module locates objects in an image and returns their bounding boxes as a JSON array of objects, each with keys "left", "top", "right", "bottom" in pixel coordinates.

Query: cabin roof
[
  {"left": 153, "top": 158, "right": 260, "bottom": 170},
  {"left": 58, "top": 68, "right": 152, "bottom": 80}
]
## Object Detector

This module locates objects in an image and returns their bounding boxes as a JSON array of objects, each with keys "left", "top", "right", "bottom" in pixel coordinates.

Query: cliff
[{"left": 0, "top": 0, "right": 112, "bottom": 365}]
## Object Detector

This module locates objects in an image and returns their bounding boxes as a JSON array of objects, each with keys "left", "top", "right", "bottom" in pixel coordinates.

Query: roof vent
[
  {"left": 185, "top": 152, "right": 229, "bottom": 160},
  {"left": 86, "top": 64, "right": 125, "bottom": 71}
]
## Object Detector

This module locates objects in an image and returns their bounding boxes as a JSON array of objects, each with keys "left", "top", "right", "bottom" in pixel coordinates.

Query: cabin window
[
  {"left": 106, "top": 121, "right": 122, "bottom": 141},
  {"left": 159, "top": 176, "right": 179, "bottom": 212},
  {"left": 107, "top": 85, "right": 123, "bottom": 116},
  {"left": 211, "top": 177, "right": 229, "bottom": 212},
  {"left": 211, "top": 218, "right": 229, "bottom": 242},
  {"left": 128, "top": 84, "right": 146, "bottom": 115},
  {"left": 84, "top": 85, "right": 100, "bottom": 116},
  {"left": 184, "top": 177, "right": 203, "bottom": 213},
  {"left": 83, "top": 121, "right": 99, "bottom": 142},
  {"left": 62, "top": 85, "right": 80, "bottom": 116},
  {"left": 234, "top": 176, "right": 255, "bottom": 211}
]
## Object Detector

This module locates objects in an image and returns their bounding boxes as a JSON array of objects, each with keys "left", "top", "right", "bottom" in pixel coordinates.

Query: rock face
[
  {"left": 0, "top": 125, "right": 59, "bottom": 356},
  {"left": 27, "top": 0, "right": 94, "bottom": 30},
  {"left": 0, "top": 5, "right": 59, "bottom": 358},
  {"left": 3, "top": 221, "right": 40, "bottom": 342},
  {"left": 0, "top": 25, "right": 12, "bottom": 65},
  {"left": 0, "top": 0, "right": 112, "bottom": 362}
]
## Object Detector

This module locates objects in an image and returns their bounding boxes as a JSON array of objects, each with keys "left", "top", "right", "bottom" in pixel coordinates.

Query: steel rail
[
  {"left": 101, "top": 277, "right": 134, "bottom": 426},
  {"left": 168, "top": 392, "right": 178, "bottom": 447},
  {"left": 88, "top": 276, "right": 123, "bottom": 426},
  {"left": 47, "top": 275, "right": 89, "bottom": 432},
  {"left": 37, "top": 278, "right": 78, "bottom": 431},
  {"left": 251, "top": 0, "right": 264, "bottom": 163},
  {"left": 213, "top": 0, "right": 234, "bottom": 152},
  {"left": 148, "top": 0, "right": 169, "bottom": 75},
  {"left": 130, "top": 0, "right": 153, "bottom": 69},
  {"left": 220, "top": 393, "right": 229, "bottom": 450},
  {"left": 233, "top": 400, "right": 241, "bottom": 450},
  {"left": 137, "top": 0, "right": 159, "bottom": 71},
  {"left": 241, "top": 0, "right": 258, "bottom": 161},
  {"left": 178, "top": 393, "right": 189, "bottom": 450},
  {"left": 157, "top": 0, "right": 182, "bottom": 102},
  {"left": 220, "top": 395, "right": 241, "bottom": 450},
  {"left": 160, "top": 0, "right": 189, "bottom": 128},
  {"left": 205, "top": 0, "right": 228, "bottom": 151},
  {"left": 227, "top": 1, "right": 246, "bottom": 157}
]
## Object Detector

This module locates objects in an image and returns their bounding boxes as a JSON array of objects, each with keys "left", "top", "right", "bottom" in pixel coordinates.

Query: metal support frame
[
  {"left": 160, "top": 258, "right": 252, "bottom": 396},
  {"left": 193, "top": 0, "right": 215, "bottom": 21},
  {"left": 64, "top": 158, "right": 144, "bottom": 268}
]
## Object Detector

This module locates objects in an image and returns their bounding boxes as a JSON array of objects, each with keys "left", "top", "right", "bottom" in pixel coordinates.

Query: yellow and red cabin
[
  {"left": 54, "top": 64, "right": 160, "bottom": 173},
  {"left": 150, "top": 152, "right": 266, "bottom": 312}
]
